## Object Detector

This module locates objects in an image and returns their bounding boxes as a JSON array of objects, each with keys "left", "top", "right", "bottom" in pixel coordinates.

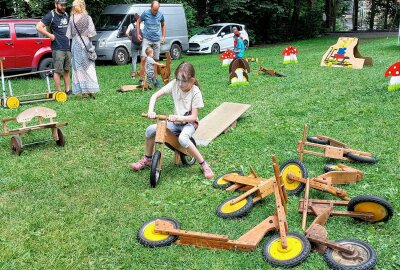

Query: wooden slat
[{"left": 193, "top": 102, "right": 250, "bottom": 146}]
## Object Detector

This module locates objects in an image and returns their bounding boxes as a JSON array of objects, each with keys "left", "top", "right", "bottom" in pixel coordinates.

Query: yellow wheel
[
  {"left": 216, "top": 195, "right": 253, "bottom": 218},
  {"left": 137, "top": 217, "right": 180, "bottom": 247},
  {"left": 280, "top": 159, "right": 308, "bottom": 195},
  {"left": 348, "top": 195, "right": 393, "bottom": 223},
  {"left": 6, "top": 96, "right": 20, "bottom": 109},
  {"left": 212, "top": 170, "right": 244, "bottom": 189},
  {"left": 54, "top": 91, "right": 67, "bottom": 102},
  {"left": 263, "top": 232, "right": 310, "bottom": 267}
]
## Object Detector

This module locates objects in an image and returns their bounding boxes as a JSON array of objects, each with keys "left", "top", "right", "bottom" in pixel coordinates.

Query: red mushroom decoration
[
  {"left": 220, "top": 49, "right": 236, "bottom": 66},
  {"left": 282, "top": 46, "right": 298, "bottom": 64},
  {"left": 385, "top": 62, "right": 400, "bottom": 91}
]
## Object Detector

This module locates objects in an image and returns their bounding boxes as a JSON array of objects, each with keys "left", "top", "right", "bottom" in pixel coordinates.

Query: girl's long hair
[
  {"left": 175, "top": 62, "right": 200, "bottom": 88},
  {"left": 71, "top": 0, "right": 88, "bottom": 15}
]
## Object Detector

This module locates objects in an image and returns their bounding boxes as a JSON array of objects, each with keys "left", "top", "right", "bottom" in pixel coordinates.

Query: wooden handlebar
[{"left": 141, "top": 113, "right": 169, "bottom": 120}]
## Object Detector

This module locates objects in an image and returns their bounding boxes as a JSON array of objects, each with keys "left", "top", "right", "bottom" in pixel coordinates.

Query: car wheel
[
  {"left": 170, "top": 43, "right": 182, "bottom": 59},
  {"left": 211, "top": 43, "right": 220, "bottom": 54},
  {"left": 38, "top": 58, "right": 54, "bottom": 79},
  {"left": 113, "top": 47, "right": 129, "bottom": 65},
  {"left": 244, "top": 40, "right": 249, "bottom": 49}
]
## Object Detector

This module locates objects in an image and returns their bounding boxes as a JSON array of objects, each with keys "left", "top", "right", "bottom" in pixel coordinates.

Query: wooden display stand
[
  {"left": 297, "top": 125, "right": 376, "bottom": 163},
  {"left": 285, "top": 163, "right": 364, "bottom": 200},
  {"left": 193, "top": 102, "right": 250, "bottom": 146},
  {"left": 320, "top": 37, "right": 372, "bottom": 69},
  {"left": 1, "top": 57, "right": 65, "bottom": 109},
  {"left": 142, "top": 113, "right": 196, "bottom": 187},
  {"left": 1, "top": 106, "right": 68, "bottom": 155},
  {"left": 229, "top": 58, "right": 250, "bottom": 85},
  {"left": 119, "top": 52, "right": 171, "bottom": 92}
]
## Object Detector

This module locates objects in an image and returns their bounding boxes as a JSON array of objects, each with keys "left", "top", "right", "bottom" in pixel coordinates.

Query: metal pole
[
  {"left": 8, "top": 80, "right": 13, "bottom": 96},
  {"left": 46, "top": 73, "right": 51, "bottom": 93},
  {"left": 1, "top": 59, "right": 6, "bottom": 107}
]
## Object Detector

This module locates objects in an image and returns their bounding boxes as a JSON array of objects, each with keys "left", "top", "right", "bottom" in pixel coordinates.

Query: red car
[{"left": 0, "top": 19, "right": 53, "bottom": 78}]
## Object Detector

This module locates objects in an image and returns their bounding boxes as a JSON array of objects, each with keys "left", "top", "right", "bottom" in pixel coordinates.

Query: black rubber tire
[
  {"left": 348, "top": 195, "right": 393, "bottom": 223},
  {"left": 38, "top": 57, "right": 54, "bottom": 79},
  {"left": 113, "top": 47, "right": 129, "bottom": 65},
  {"left": 307, "top": 136, "right": 329, "bottom": 145},
  {"left": 323, "top": 239, "right": 376, "bottom": 270},
  {"left": 137, "top": 217, "right": 180, "bottom": 247},
  {"left": 324, "top": 164, "right": 344, "bottom": 173},
  {"left": 169, "top": 43, "right": 182, "bottom": 59},
  {"left": 55, "top": 128, "right": 65, "bottom": 147},
  {"left": 211, "top": 43, "right": 220, "bottom": 54},
  {"left": 280, "top": 159, "right": 308, "bottom": 196},
  {"left": 344, "top": 152, "right": 377, "bottom": 164},
  {"left": 262, "top": 232, "right": 311, "bottom": 268},
  {"left": 216, "top": 195, "right": 253, "bottom": 219},
  {"left": 150, "top": 151, "right": 162, "bottom": 188},
  {"left": 10, "top": 136, "right": 23, "bottom": 156},
  {"left": 243, "top": 39, "right": 249, "bottom": 49},
  {"left": 212, "top": 170, "right": 244, "bottom": 189},
  {"left": 180, "top": 137, "right": 196, "bottom": 165}
]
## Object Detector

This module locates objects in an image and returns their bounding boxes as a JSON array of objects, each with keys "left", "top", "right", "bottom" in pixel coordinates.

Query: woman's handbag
[{"left": 72, "top": 15, "right": 97, "bottom": 61}]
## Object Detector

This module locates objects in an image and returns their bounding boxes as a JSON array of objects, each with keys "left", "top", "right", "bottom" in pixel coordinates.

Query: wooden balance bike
[
  {"left": 297, "top": 125, "right": 377, "bottom": 163},
  {"left": 280, "top": 159, "right": 364, "bottom": 200},
  {"left": 142, "top": 113, "right": 196, "bottom": 188},
  {"left": 1, "top": 106, "right": 68, "bottom": 155},
  {"left": 212, "top": 160, "right": 306, "bottom": 219},
  {"left": 297, "top": 179, "right": 393, "bottom": 270},
  {"left": 138, "top": 156, "right": 311, "bottom": 268}
]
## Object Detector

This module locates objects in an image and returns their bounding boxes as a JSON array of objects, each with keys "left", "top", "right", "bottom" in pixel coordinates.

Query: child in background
[
  {"left": 233, "top": 30, "right": 245, "bottom": 59},
  {"left": 130, "top": 62, "right": 215, "bottom": 179},
  {"left": 144, "top": 47, "right": 164, "bottom": 87}
]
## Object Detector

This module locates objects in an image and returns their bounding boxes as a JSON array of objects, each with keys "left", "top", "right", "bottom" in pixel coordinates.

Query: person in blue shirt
[
  {"left": 233, "top": 30, "right": 245, "bottom": 59},
  {"left": 136, "top": 1, "right": 165, "bottom": 87}
]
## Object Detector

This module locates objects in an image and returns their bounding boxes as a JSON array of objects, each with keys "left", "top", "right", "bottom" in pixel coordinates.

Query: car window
[
  {"left": 220, "top": 26, "right": 231, "bottom": 35},
  {"left": 232, "top": 25, "right": 242, "bottom": 31},
  {"left": 0, "top": 24, "right": 10, "bottom": 38},
  {"left": 199, "top": 25, "right": 222, "bottom": 35},
  {"left": 15, "top": 24, "right": 40, "bottom": 38}
]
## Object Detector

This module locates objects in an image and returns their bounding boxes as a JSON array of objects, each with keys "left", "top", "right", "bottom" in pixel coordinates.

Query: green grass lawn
[{"left": 1, "top": 36, "right": 399, "bottom": 270}]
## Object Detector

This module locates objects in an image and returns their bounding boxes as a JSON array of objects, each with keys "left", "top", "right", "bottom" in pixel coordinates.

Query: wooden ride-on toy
[
  {"left": 211, "top": 159, "right": 305, "bottom": 218},
  {"left": 1, "top": 106, "right": 68, "bottom": 155},
  {"left": 280, "top": 159, "right": 364, "bottom": 200},
  {"left": 297, "top": 180, "right": 392, "bottom": 270},
  {"left": 297, "top": 125, "right": 377, "bottom": 163},
  {"left": 142, "top": 113, "right": 196, "bottom": 188},
  {"left": 138, "top": 156, "right": 311, "bottom": 268}
]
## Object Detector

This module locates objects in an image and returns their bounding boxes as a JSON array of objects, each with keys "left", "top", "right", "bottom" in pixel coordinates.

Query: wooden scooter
[
  {"left": 298, "top": 179, "right": 393, "bottom": 269},
  {"left": 142, "top": 113, "right": 196, "bottom": 188},
  {"left": 297, "top": 125, "right": 377, "bottom": 163},
  {"left": 138, "top": 156, "right": 311, "bottom": 268},
  {"left": 280, "top": 160, "right": 364, "bottom": 200}
]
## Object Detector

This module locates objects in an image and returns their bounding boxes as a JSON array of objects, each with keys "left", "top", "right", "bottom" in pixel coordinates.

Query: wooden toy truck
[{"left": 1, "top": 106, "right": 68, "bottom": 155}]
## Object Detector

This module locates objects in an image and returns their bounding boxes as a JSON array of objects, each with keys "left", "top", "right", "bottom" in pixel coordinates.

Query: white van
[{"left": 93, "top": 4, "right": 189, "bottom": 64}]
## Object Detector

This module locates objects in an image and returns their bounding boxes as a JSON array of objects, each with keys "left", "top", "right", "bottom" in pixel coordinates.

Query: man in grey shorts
[
  {"left": 36, "top": 0, "right": 71, "bottom": 94},
  {"left": 136, "top": 0, "right": 165, "bottom": 87}
]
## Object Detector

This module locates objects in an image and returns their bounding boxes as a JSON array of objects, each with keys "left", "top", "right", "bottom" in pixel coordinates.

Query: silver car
[{"left": 93, "top": 4, "right": 189, "bottom": 64}]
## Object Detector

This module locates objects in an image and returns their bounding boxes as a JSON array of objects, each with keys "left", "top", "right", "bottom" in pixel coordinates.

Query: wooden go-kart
[
  {"left": 1, "top": 106, "right": 68, "bottom": 155},
  {"left": 142, "top": 113, "right": 196, "bottom": 188},
  {"left": 280, "top": 159, "right": 364, "bottom": 200},
  {"left": 297, "top": 125, "right": 377, "bottom": 163},
  {"left": 138, "top": 156, "right": 311, "bottom": 268},
  {"left": 211, "top": 159, "right": 306, "bottom": 218},
  {"left": 298, "top": 178, "right": 393, "bottom": 270}
]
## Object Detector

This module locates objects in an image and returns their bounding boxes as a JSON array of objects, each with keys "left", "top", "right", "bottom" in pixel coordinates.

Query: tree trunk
[
  {"left": 383, "top": 0, "right": 390, "bottom": 29},
  {"left": 369, "top": 0, "right": 376, "bottom": 30},
  {"left": 292, "top": 0, "right": 301, "bottom": 35},
  {"left": 325, "top": 0, "right": 332, "bottom": 29},
  {"left": 353, "top": 0, "right": 359, "bottom": 31}
]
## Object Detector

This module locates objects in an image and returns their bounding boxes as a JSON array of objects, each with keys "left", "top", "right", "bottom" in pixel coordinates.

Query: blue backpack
[{"left": 130, "top": 24, "right": 142, "bottom": 45}]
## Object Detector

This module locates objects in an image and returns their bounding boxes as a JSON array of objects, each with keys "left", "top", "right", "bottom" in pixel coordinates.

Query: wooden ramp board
[{"left": 193, "top": 102, "right": 250, "bottom": 146}]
